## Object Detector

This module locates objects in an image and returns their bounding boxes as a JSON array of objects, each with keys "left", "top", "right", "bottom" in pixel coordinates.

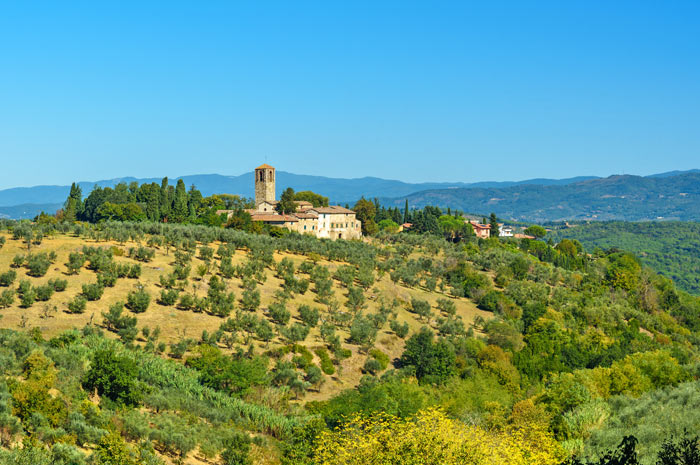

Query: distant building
[
  {"left": 499, "top": 225, "right": 514, "bottom": 237},
  {"left": 221, "top": 164, "right": 362, "bottom": 240},
  {"left": 469, "top": 221, "right": 491, "bottom": 239}
]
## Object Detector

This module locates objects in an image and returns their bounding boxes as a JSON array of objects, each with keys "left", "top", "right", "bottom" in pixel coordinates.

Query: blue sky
[{"left": 1, "top": 1, "right": 699, "bottom": 189}]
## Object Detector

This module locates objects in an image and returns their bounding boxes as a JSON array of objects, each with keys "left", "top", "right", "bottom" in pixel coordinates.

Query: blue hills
[{"left": 0, "top": 170, "right": 698, "bottom": 222}]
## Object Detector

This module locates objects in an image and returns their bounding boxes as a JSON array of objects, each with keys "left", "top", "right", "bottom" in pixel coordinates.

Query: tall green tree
[
  {"left": 524, "top": 225, "right": 547, "bottom": 239},
  {"left": 489, "top": 213, "right": 500, "bottom": 238},
  {"left": 403, "top": 199, "right": 409, "bottom": 224},
  {"left": 294, "top": 190, "right": 328, "bottom": 207},
  {"left": 354, "top": 197, "right": 378, "bottom": 236},
  {"left": 138, "top": 182, "right": 161, "bottom": 222},
  {"left": 63, "top": 183, "right": 83, "bottom": 222},
  {"left": 188, "top": 184, "right": 203, "bottom": 220},
  {"left": 277, "top": 187, "right": 298, "bottom": 214},
  {"left": 160, "top": 177, "right": 172, "bottom": 222},
  {"left": 172, "top": 179, "right": 189, "bottom": 223}
]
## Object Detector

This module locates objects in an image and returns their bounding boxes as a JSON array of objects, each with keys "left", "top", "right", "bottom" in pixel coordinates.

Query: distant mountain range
[
  {"left": 0, "top": 169, "right": 698, "bottom": 222},
  {"left": 380, "top": 172, "right": 700, "bottom": 222},
  {"left": 0, "top": 172, "right": 599, "bottom": 219}
]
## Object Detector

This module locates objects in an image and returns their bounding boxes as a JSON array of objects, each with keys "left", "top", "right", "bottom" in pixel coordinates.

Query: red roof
[
  {"left": 256, "top": 163, "right": 275, "bottom": 170},
  {"left": 469, "top": 221, "right": 490, "bottom": 230}
]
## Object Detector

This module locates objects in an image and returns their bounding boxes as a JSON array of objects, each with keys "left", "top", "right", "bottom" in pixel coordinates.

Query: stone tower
[{"left": 254, "top": 164, "right": 276, "bottom": 206}]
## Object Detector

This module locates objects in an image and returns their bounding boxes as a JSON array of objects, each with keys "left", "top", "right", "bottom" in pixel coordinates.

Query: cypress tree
[
  {"left": 160, "top": 177, "right": 172, "bottom": 222},
  {"left": 489, "top": 213, "right": 500, "bottom": 237},
  {"left": 403, "top": 199, "right": 409, "bottom": 224},
  {"left": 63, "top": 183, "right": 83, "bottom": 222},
  {"left": 172, "top": 179, "right": 188, "bottom": 223}
]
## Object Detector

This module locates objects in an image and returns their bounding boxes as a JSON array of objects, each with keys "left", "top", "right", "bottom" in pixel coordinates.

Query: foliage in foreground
[{"left": 313, "top": 407, "right": 565, "bottom": 465}]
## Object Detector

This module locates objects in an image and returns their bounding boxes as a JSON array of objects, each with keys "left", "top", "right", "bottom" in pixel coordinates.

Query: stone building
[
  {"left": 222, "top": 164, "right": 362, "bottom": 240},
  {"left": 254, "top": 164, "right": 276, "bottom": 206}
]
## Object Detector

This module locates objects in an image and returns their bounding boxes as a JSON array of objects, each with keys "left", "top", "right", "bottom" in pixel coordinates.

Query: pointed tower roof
[{"left": 256, "top": 163, "right": 274, "bottom": 170}]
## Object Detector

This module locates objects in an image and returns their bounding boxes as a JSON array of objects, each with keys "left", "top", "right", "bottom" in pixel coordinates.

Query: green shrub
[
  {"left": 26, "top": 253, "right": 51, "bottom": 277},
  {"left": 369, "top": 348, "right": 390, "bottom": 370},
  {"left": 158, "top": 289, "right": 179, "bottom": 306},
  {"left": 390, "top": 320, "right": 410, "bottom": 338},
  {"left": 67, "top": 295, "right": 87, "bottom": 314},
  {"left": 363, "top": 357, "right": 382, "bottom": 375},
  {"left": 315, "top": 347, "right": 335, "bottom": 375},
  {"left": 83, "top": 349, "right": 142, "bottom": 407},
  {"left": 0, "top": 270, "right": 17, "bottom": 287},
  {"left": 97, "top": 270, "right": 118, "bottom": 288},
  {"left": 0, "top": 289, "right": 14, "bottom": 308},
  {"left": 126, "top": 286, "right": 151, "bottom": 313},
  {"left": 82, "top": 283, "right": 105, "bottom": 301},
  {"left": 348, "top": 315, "right": 378, "bottom": 348},
  {"left": 298, "top": 305, "right": 320, "bottom": 327},
  {"left": 66, "top": 252, "right": 86, "bottom": 274},
  {"left": 48, "top": 278, "right": 68, "bottom": 292},
  {"left": 127, "top": 264, "right": 141, "bottom": 279},
  {"left": 11, "top": 254, "right": 25, "bottom": 268},
  {"left": 34, "top": 284, "right": 55, "bottom": 302},
  {"left": 282, "top": 323, "right": 310, "bottom": 343},
  {"left": 17, "top": 279, "right": 31, "bottom": 295},
  {"left": 19, "top": 288, "right": 36, "bottom": 307},
  {"left": 410, "top": 297, "right": 432, "bottom": 320},
  {"left": 128, "top": 246, "right": 155, "bottom": 263},
  {"left": 477, "top": 290, "right": 502, "bottom": 312},
  {"left": 177, "top": 293, "right": 195, "bottom": 311},
  {"left": 436, "top": 298, "right": 456, "bottom": 315},
  {"left": 268, "top": 302, "right": 291, "bottom": 325}
]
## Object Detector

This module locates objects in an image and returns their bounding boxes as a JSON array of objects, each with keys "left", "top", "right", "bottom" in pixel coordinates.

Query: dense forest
[
  {"left": 549, "top": 221, "right": 700, "bottom": 295},
  {"left": 0, "top": 214, "right": 698, "bottom": 464}
]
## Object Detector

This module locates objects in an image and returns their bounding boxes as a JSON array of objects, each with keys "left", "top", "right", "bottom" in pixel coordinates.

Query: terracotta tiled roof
[
  {"left": 310, "top": 206, "right": 356, "bottom": 214},
  {"left": 294, "top": 200, "right": 313, "bottom": 206},
  {"left": 256, "top": 163, "right": 274, "bottom": 170},
  {"left": 469, "top": 221, "right": 490, "bottom": 230},
  {"left": 250, "top": 213, "right": 298, "bottom": 222},
  {"left": 293, "top": 213, "right": 319, "bottom": 219}
]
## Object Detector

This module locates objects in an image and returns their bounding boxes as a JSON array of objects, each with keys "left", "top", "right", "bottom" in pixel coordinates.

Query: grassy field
[{"left": 0, "top": 231, "right": 490, "bottom": 402}]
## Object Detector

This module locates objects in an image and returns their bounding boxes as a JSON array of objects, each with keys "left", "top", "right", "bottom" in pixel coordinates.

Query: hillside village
[
  {"left": 219, "top": 164, "right": 363, "bottom": 240},
  {"left": 215, "top": 163, "right": 534, "bottom": 242}
]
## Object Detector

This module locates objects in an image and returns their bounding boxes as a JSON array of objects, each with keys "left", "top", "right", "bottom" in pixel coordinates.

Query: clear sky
[{"left": 1, "top": 1, "right": 699, "bottom": 189}]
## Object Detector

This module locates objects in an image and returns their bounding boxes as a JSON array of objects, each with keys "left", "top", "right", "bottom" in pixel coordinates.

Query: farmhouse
[{"left": 469, "top": 221, "right": 491, "bottom": 239}]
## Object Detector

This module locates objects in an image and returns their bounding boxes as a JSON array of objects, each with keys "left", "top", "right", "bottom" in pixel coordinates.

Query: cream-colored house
[{"left": 308, "top": 206, "right": 362, "bottom": 240}]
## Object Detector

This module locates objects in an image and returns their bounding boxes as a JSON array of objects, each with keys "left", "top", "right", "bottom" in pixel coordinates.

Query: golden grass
[{"left": 0, "top": 232, "right": 491, "bottom": 402}]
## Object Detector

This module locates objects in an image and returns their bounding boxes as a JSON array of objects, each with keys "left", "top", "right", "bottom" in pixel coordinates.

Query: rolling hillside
[
  {"left": 0, "top": 219, "right": 699, "bottom": 464},
  {"left": 549, "top": 221, "right": 700, "bottom": 294},
  {"left": 381, "top": 172, "right": 700, "bottom": 222}
]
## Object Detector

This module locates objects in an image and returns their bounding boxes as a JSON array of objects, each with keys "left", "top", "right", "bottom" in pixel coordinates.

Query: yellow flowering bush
[{"left": 313, "top": 407, "right": 565, "bottom": 465}]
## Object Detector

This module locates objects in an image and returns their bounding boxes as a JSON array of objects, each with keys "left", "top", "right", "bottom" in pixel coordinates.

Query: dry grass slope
[{"left": 0, "top": 232, "right": 490, "bottom": 402}]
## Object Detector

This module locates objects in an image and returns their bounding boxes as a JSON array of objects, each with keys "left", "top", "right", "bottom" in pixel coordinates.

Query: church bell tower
[{"left": 254, "top": 164, "right": 276, "bottom": 206}]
